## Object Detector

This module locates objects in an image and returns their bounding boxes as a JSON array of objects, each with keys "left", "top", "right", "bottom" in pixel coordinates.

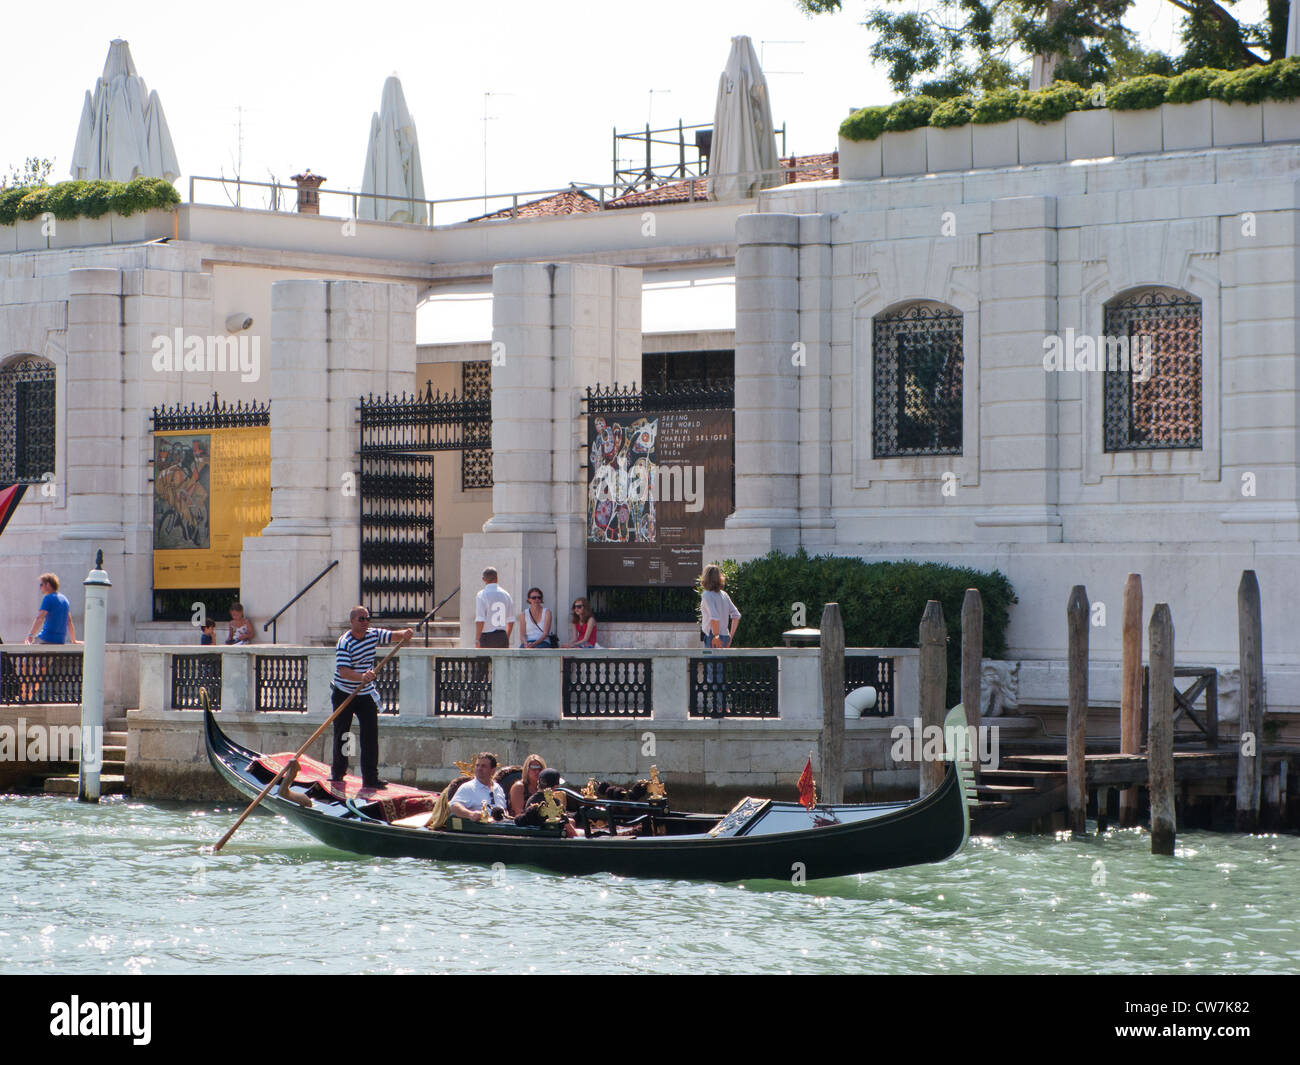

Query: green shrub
[
  {"left": 0, "top": 177, "right": 179, "bottom": 226},
  {"left": 840, "top": 105, "right": 890, "bottom": 142},
  {"left": 1020, "top": 82, "right": 1085, "bottom": 124},
  {"left": 972, "top": 89, "right": 1023, "bottom": 124},
  {"left": 1164, "top": 68, "right": 1228, "bottom": 104},
  {"left": 719, "top": 549, "right": 1017, "bottom": 707},
  {"left": 1107, "top": 74, "right": 1170, "bottom": 110},
  {"left": 930, "top": 95, "right": 975, "bottom": 128},
  {"left": 0, "top": 185, "right": 30, "bottom": 225},
  {"left": 883, "top": 95, "right": 939, "bottom": 133},
  {"left": 1264, "top": 55, "right": 1300, "bottom": 100}
]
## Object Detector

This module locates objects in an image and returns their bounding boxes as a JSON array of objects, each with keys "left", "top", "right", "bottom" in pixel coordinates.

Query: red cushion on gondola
[{"left": 252, "top": 753, "right": 438, "bottom": 822}]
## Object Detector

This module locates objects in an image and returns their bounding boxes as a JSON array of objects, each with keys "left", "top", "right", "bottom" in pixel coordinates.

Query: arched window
[
  {"left": 1103, "top": 288, "right": 1201, "bottom": 451},
  {"left": 872, "top": 301, "right": 963, "bottom": 457},
  {"left": 0, "top": 356, "right": 56, "bottom": 483}
]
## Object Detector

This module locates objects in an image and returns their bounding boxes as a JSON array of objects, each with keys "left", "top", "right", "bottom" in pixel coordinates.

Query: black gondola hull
[{"left": 205, "top": 707, "right": 971, "bottom": 882}]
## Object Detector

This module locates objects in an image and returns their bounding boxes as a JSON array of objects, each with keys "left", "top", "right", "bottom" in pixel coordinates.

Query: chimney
[{"left": 290, "top": 170, "right": 326, "bottom": 215}]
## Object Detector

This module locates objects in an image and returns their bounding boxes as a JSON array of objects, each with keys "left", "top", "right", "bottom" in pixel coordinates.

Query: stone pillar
[
  {"left": 461, "top": 263, "right": 640, "bottom": 645},
  {"left": 58, "top": 268, "right": 127, "bottom": 637},
  {"left": 976, "top": 195, "right": 1061, "bottom": 542},
  {"left": 240, "top": 280, "right": 415, "bottom": 644},
  {"left": 705, "top": 212, "right": 802, "bottom": 566},
  {"left": 797, "top": 213, "right": 835, "bottom": 552}
]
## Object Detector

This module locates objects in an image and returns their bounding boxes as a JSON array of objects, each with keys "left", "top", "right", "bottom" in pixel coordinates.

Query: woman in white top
[
  {"left": 699, "top": 564, "right": 741, "bottom": 648},
  {"left": 519, "top": 587, "right": 555, "bottom": 648}
]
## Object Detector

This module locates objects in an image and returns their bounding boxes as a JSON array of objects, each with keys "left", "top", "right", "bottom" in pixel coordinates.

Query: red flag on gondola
[
  {"left": 0, "top": 483, "right": 27, "bottom": 541},
  {"left": 797, "top": 756, "right": 816, "bottom": 810}
]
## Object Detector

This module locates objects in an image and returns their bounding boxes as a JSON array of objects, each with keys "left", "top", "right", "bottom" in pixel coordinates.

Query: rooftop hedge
[
  {"left": 841, "top": 56, "right": 1300, "bottom": 142},
  {"left": 0, "top": 177, "right": 179, "bottom": 227}
]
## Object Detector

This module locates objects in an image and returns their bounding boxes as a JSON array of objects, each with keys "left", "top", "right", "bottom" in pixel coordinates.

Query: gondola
[{"left": 204, "top": 705, "right": 976, "bottom": 882}]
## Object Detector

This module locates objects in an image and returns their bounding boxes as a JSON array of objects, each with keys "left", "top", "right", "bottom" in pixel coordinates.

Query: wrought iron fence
[
  {"left": 845, "top": 655, "right": 895, "bottom": 718},
  {"left": 376, "top": 656, "right": 400, "bottom": 715},
  {"left": 254, "top": 655, "right": 308, "bottom": 712},
  {"left": 434, "top": 657, "right": 492, "bottom": 717},
  {"left": 872, "top": 303, "right": 964, "bottom": 457},
  {"left": 584, "top": 380, "right": 734, "bottom": 414},
  {"left": 0, "top": 651, "right": 83, "bottom": 705},
  {"left": 1103, "top": 288, "right": 1202, "bottom": 452},
  {"left": 151, "top": 393, "right": 270, "bottom": 432},
  {"left": 562, "top": 657, "right": 652, "bottom": 717},
  {"left": 689, "top": 655, "right": 779, "bottom": 718},
  {"left": 586, "top": 586, "right": 699, "bottom": 623},
  {"left": 0, "top": 355, "right": 56, "bottom": 484},
  {"left": 171, "top": 654, "right": 222, "bottom": 710}
]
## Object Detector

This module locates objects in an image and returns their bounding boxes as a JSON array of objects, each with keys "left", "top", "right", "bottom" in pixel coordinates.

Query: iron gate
[{"left": 358, "top": 377, "right": 491, "bottom": 618}]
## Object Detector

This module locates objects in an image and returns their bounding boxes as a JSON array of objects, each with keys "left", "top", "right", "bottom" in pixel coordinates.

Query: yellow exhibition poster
[{"left": 151, "top": 427, "right": 270, "bottom": 589}]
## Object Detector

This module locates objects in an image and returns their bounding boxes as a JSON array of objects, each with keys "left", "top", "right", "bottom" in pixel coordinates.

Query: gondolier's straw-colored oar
[{"left": 212, "top": 635, "right": 410, "bottom": 853}]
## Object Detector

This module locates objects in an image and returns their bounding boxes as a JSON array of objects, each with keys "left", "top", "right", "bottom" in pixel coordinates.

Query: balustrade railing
[
  {"left": 689, "top": 655, "right": 779, "bottom": 718},
  {"left": 254, "top": 655, "right": 309, "bottom": 712},
  {"left": 562, "top": 657, "right": 652, "bottom": 718},
  {"left": 435, "top": 657, "right": 491, "bottom": 717},
  {"left": 171, "top": 653, "right": 222, "bottom": 710},
  {"left": 0, "top": 651, "right": 83, "bottom": 705},
  {"left": 846, "top": 655, "right": 895, "bottom": 718}
]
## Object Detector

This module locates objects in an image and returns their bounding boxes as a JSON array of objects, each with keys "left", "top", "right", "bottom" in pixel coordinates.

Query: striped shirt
[{"left": 333, "top": 627, "right": 394, "bottom": 701}]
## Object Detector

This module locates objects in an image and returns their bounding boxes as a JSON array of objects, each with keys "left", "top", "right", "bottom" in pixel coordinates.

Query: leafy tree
[
  {"left": 798, "top": 0, "right": 1288, "bottom": 96},
  {"left": 1, "top": 157, "right": 54, "bottom": 189}
]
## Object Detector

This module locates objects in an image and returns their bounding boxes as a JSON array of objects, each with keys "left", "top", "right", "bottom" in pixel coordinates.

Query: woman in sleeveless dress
[{"left": 519, "top": 587, "right": 555, "bottom": 648}]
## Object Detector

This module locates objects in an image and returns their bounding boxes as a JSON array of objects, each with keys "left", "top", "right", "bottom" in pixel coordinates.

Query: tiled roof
[
  {"left": 467, "top": 187, "right": 602, "bottom": 221},
  {"left": 605, "top": 152, "right": 838, "bottom": 210}
]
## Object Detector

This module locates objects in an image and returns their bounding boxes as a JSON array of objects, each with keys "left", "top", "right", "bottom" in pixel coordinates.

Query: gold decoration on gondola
[
  {"left": 454, "top": 757, "right": 477, "bottom": 777},
  {"left": 538, "top": 788, "right": 565, "bottom": 824},
  {"left": 582, "top": 778, "right": 598, "bottom": 800},
  {"left": 480, "top": 800, "right": 493, "bottom": 822},
  {"left": 646, "top": 765, "right": 667, "bottom": 800}
]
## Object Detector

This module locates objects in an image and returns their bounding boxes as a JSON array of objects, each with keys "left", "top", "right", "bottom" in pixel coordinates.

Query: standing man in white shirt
[{"left": 474, "top": 567, "right": 515, "bottom": 648}]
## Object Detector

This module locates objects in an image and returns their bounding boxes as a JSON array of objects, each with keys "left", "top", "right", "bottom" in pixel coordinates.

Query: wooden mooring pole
[
  {"left": 1148, "top": 603, "right": 1176, "bottom": 855},
  {"left": 1067, "top": 585, "right": 1089, "bottom": 835},
  {"left": 918, "top": 600, "right": 947, "bottom": 798},
  {"left": 1236, "top": 570, "right": 1264, "bottom": 832},
  {"left": 961, "top": 588, "right": 983, "bottom": 735},
  {"left": 1119, "top": 574, "right": 1143, "bottom": 827},
  {"left": 819, "top": 602, "right": 846, "bottom": 804}
]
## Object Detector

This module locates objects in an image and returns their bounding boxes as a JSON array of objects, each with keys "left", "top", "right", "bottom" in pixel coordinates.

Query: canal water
[{"left": 1, "top": 794, "right": 1297, "bottom": 975}]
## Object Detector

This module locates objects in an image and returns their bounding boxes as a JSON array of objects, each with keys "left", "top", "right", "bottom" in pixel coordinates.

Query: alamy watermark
[
  {"left": 1042, "top": 328, "right": 1153, "bottom": 382},
  {"left": 889, "top": 717, "right": 1000, "bottom": 770},
  {"left": 0, "top": 719, "right": 102, "bottom": 771},
  {"left": 151, "top": 328, "right": 261, "bottom": 382}
]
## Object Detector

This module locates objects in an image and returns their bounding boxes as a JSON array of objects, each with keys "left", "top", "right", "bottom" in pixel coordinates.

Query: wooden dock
[{"left": 972, "top": 746, "right": 1297, "bottom": 834}]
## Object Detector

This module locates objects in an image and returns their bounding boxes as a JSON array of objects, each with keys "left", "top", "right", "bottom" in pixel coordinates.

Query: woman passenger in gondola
[
  {"left": 514, "top": 768, "right": 577, "bottom": 837},
  {"left": 509, "top": 754, "right": 546, "bottom": 817}
]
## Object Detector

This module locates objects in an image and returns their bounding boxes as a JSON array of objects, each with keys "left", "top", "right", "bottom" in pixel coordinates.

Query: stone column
[
  {"left": 704, "top": 212, "right": 802, "bottom": 565},
  {"left": 240, "top": 280, "right": 415, "bottom": 644},
  {"left": 57, "top": 268, "right": 127, "bottom": 637},
  {"left": 460, "top": 263, "right": 640, "bottom": 645}
]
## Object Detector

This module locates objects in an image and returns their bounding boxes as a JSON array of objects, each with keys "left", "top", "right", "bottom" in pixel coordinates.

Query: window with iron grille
[
  {"left": 872, "top": 303, "right": 963, "bottom": 458},
  {"left": 0, "top": 356, "right": 56, "bottom": 484},
  {"left": 461, "top": 360, "right": 493, "bottom": 490},
  {"left": 1103, "top": 289, "right": 1202, "bottom": 452}
]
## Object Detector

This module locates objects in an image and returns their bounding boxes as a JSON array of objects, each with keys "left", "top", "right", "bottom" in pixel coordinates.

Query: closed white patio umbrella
[
  {"left": 359, "top": 76, "right": 427, "bottom": 224},
  {"left": 709, "top": 35, "right": 779, "bottom": 202},
  {"left": 70, "top": 39, "right": 179, "bottom": 183},
  {"left": 1289, "top": 0, "right": 1300, "bottom": 56}
]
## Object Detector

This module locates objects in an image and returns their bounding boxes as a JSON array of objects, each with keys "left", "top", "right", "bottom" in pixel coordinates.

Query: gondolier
[{"left": 330, "top": 607, "right": 413, "bottom": 789}]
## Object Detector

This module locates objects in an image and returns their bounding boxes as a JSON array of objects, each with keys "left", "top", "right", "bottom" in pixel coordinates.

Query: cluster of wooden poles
[{"left": 816, "top": 572, "right": 1268, "bottom": 855}]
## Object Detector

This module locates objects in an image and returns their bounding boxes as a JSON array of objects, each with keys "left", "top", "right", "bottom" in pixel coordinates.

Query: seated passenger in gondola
[
  {"left": 450, "top": 752, "right": 508, "bottom": 822},
  {"left": 509, "top": 754, "right": 546, "bottom": 817},
  {"left": 513, "top": 769, "right": 578, "bottom": 837}
]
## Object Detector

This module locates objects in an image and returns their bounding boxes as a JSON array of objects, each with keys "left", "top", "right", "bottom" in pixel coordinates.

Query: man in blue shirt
[
  {"left": 25, "top": 573, "right": 79, "bottom": 645},
  {"left": 330, "top": 606, "right": 411, "bottom": 790}
]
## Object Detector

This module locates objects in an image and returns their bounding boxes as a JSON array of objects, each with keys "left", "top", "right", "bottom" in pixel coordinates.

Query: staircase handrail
[{"left": 263, "top": 560, "right": 340, "bottom": 644}]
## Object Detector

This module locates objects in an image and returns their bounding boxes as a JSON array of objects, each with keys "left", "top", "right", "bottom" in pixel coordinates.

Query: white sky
[{"left": 1, "top": 0, "right": 1266, "bottom": 215}]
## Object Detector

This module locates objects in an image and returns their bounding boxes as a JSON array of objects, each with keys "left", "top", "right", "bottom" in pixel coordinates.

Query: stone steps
[{"left": 43, "top": 774, "right": 127, "bottom": 796}]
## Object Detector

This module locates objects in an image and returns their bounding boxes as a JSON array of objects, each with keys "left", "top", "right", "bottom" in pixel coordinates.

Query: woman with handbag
[{"left": 519, "top": 587, "right": 558, "bottom": 648}]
